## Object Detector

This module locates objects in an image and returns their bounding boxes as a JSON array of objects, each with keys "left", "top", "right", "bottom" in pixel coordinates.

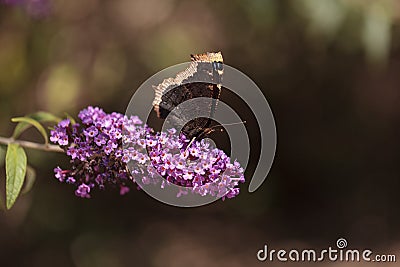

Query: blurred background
[{"left": 1, "top": 0, "right": 400, "bottom": 266}]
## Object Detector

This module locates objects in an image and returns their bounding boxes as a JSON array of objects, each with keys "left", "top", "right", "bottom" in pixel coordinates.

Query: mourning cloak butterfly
[{"left": 152, "top": 52, "right": 224, "bottom": 140}]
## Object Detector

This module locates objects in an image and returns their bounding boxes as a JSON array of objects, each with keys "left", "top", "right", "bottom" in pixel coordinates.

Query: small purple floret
[{"left": 75, "top": 184, "right": 91, "bottom": 198}]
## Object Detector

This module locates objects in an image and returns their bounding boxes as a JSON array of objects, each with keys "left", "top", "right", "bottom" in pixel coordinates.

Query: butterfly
[{"left": 152, "top": 52, "right": 224, "bottom": 140}]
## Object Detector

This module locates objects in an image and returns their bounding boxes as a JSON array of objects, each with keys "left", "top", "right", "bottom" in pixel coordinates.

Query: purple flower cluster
[
  {"left": 132, "top": 131, "right": 245, "bottom": 199},
  {"left": 51, "top": 106, "right": 245, "bottom": 199}
]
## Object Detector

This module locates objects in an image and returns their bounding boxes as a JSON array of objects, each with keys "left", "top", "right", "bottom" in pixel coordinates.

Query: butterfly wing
[{"left": 152, "top": 52, "right": 223, "bottom": 139}]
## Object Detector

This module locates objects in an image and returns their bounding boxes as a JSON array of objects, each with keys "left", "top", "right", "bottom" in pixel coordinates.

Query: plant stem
[{"left": 0, "top": 136, "right": 64, "bottom": 153}]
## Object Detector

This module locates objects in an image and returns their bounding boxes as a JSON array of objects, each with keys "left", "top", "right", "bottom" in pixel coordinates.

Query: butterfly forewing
[{"left": 152, "top": 52, "right": 224, "bottom": 139}]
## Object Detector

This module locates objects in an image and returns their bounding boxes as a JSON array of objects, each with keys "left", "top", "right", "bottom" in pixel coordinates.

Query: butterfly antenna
[
  {"left": 208, "top": 120, "right": 247, "bottom": 131},
  {"left": 185, "top": 137, "right": 197, "bottom": 152},
  {"left": 196, "top": 120, "right": 246, "bottom": 140}
]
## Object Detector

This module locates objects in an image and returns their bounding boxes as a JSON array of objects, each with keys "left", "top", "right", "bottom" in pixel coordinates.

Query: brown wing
[{"left": 152, "top": 52, "right": 223, "bottom": 139}]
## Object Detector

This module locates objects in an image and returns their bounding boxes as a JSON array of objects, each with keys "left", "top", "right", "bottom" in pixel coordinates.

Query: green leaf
[
  {"left": 21, "top": 165, "right": 36, "bottom": 195},
  {"left": 6, "top": 143, "right": 27, "bottom": 210},
  {"left": 32, "top": 111, "right": 62, "bottom": 122},
  {"left": 12, "top": 111, "right": 61, "bottom": 140},
  {"left": 0, "top": 162, "right": 5, "bottom": 213},
  {"left": 0, "top": 146, "right": 4, "bottom": 210},
  {"left": 12, "top": 117, "right": 49, "bottom": 145}
]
